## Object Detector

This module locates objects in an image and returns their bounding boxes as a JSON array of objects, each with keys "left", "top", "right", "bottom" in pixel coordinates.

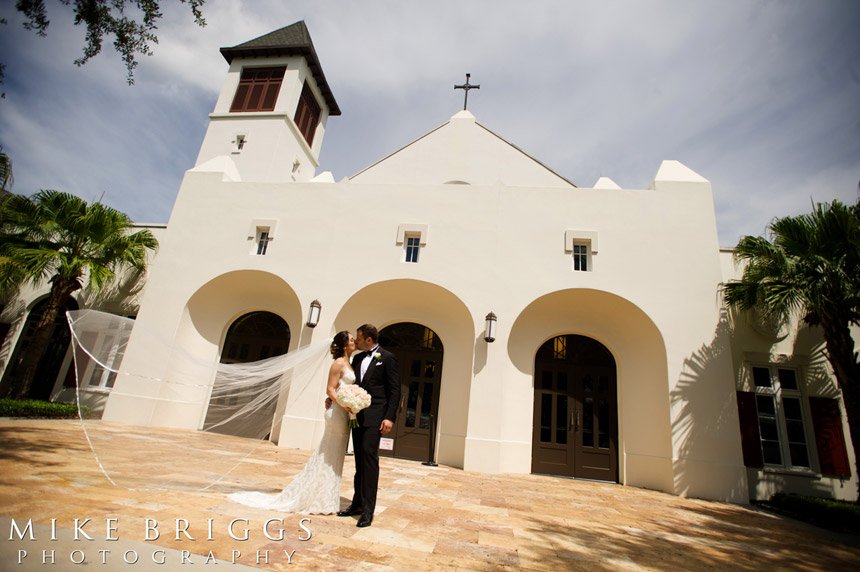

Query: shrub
[
  {"left": 0, "top": 398, "right": 89, "bottom": 419},
  {"left": 762, "top": 493, "right": 860, "bottom": 534}
]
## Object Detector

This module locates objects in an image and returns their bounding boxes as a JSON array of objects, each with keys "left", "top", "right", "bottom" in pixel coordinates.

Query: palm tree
[
  {"left": 0, "top": 190, "right": 158, "bottom": 399},
  {"left": 723, "top": 199, "right": 860, "bottom": 491},
  {"left": 0, "top": 145, "right": 12, "bottom": 193}
]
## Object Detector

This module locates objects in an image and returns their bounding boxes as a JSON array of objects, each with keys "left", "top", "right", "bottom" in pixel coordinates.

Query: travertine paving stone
[{"left": 1, "top": 419, "right": 857, "bottom": 571}]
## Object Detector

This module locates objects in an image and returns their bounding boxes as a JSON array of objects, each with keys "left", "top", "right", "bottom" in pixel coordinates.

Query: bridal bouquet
[{"left": 336, "top": 385, "right": 371, "bottom": 428}]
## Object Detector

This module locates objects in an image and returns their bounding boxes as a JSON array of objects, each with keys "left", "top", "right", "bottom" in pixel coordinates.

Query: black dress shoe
[
  {"left": 336, "top": 506, "right": 362, "bottom": 517},
  {"left": 356, "top": 514, "right": 373, "bottom": 528}
]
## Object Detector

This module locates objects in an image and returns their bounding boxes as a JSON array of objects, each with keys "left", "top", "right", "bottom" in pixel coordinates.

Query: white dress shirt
[{"left": 360, "top": 345, "right": 379, "bottom": 379}]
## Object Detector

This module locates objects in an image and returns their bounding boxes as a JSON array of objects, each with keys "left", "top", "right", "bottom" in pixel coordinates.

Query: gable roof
[
  {"left": 349, "top": 111, "right": 576, "bottom": 188},
  {"left": 220, "top": 21, "right": 341, "bottom": 116}
]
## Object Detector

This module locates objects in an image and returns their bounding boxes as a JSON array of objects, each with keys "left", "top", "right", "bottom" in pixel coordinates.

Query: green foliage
[
  {"left": 10, "top": 1, "right": 206, "bottom": 84},
  {"left": 0, "top": 190, "right": 158, "bottom": 398},
  {"left": 761, "top": 493, "right": 860, "bottom": 534},
  {"left": 725, "top": 198, "right": 860, "bottom": 501},
  {"left": 0, "top": 190, "right": 159, "bottom": 293},
  {"left": 723, "top": 199, "right": 860, "bottom": 328},
  {"left": 0, "top": 398, "right": 88, "bottom": 419},
  {"left": 0, "top": 145, "right": 11, "bottom": 190}
]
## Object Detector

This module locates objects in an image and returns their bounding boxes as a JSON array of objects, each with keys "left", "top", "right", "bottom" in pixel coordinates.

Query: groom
[{"left": 337, "top": 324, "right": 400, "bottom": 527}]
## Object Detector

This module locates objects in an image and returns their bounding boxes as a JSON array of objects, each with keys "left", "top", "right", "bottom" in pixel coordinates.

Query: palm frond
[
  {"left": 0, "top": 190, "right": 159, "bottom": 298},
  {"left": 0, "top": 147, "right": 12, "bottom": 191},
  {"left": 725, "top": 198, "right": 860, "bottom": 332}
]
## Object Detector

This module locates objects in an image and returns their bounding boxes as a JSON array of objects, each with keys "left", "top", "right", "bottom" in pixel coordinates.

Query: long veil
[{"left": 65, "top": 309, "right": 331, "bottom": 491}]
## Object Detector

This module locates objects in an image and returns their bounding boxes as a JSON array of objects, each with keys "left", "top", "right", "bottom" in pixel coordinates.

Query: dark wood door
[
  {"left": 532, "top": 336, "right": 618, "bottom": 482},
  {"left": 572, "top": 366, "right": 617, "bottom": 481},
  {"left": 532, "top": 363, "right": 576, "bottom": 476},
  {"left": 381, "top": 350, "right": 442, "bottom": 461}
]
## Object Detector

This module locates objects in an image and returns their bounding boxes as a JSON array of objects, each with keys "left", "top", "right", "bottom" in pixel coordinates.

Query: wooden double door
[
  {"left": 378, "top": 323, "right": 443, "bottom": 462},
  {"left": 532, "top": 335, "right": 618, "bottom": 482}
]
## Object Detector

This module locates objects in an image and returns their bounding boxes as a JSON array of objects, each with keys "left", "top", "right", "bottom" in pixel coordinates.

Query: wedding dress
[{"left": 227, "top": 369, "right": 354, "bottom": 514}]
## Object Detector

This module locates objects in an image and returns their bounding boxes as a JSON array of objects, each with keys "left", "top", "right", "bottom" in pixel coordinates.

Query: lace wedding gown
[{"left": 227, "top": 370, "right": 354, "bottom": 514}]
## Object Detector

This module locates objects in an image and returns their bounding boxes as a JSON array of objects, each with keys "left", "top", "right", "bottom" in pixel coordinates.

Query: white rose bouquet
[{"left": 336, "top": 384, "right": 371, "bottom": 428}]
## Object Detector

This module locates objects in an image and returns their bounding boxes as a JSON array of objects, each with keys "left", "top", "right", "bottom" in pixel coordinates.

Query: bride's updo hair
[{"left": 330, "top": 331, "right": 350, "bottom": 359}]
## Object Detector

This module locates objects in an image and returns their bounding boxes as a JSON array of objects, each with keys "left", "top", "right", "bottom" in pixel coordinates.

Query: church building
[{"left": 1, "top": 21, "right": 855, "bottom": 503}]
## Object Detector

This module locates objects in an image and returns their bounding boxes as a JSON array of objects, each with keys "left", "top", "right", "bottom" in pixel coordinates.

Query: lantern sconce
[
  {"left": 484, "top": 312, "right": 497, "bottom": 343},
  {"left": 306, "top": 299, "right": 322, "bottom": 328}
]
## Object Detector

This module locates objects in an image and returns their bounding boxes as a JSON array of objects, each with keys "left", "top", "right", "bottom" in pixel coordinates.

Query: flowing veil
[{"left": 65, "top": 309, "right": 332, "bottom": 491}]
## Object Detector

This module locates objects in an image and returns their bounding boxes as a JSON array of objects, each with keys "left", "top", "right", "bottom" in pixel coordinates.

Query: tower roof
[{"left": 220, "top": 21, "right": 341, "bottom": 116}]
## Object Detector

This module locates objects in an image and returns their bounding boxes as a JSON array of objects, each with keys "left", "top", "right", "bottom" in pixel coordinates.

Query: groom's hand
[
  {"left": 380, "top": 419, "right": 393, "bottom": 435},
  {"left": 325, "top": 397, "right": 332, "bottom": 410}
]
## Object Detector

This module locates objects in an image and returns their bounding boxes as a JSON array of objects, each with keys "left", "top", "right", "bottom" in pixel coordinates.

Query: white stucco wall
[
  {"left": 104, "top": 143, "right": 751, "bottom": 502},
  {"left": 350, "top": 111, "right": 573, "bottom": 188},
  {"left": 719, "top": 250, "right": 858, "bottom": 501},
  {"left": 196, "top": 55, "right": 331, "bottom": 183}
]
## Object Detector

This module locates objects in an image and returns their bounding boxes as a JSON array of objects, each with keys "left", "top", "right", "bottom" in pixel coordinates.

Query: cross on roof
[{"left": 454, "top": 73, "right": 480, "bottom": 111}]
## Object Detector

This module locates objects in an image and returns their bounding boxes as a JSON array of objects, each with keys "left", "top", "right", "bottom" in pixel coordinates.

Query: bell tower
[{"left": 195, "top": 21, "right": 341, "bottom": 182}]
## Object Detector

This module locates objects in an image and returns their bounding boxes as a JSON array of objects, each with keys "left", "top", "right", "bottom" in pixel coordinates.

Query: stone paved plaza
[{"left": 0, "top": 419, "right": 857, "bottom": 570}]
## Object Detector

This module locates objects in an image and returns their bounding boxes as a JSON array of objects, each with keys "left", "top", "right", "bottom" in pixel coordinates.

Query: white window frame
[
  {"left": 256, "top": 228, "right": 271, "bottom": 255},
  {"left": 77, "top": 315, "right": 134, "bottom": 391},
  {"left": 248, "top": 219, "right": 277, "bottom": 255},
  {"left": 564, "top": 230, "right": 597, "bottom": 272},
  {"left": 750, "top": 363, "right": 814, "bottom": 471},
  {"left": 404, "top": 234, "right": 421, "bottom": 263},
  {"left": 572, "top": 243, "right": 589, "bottom": 271},
  {"left": 396, "top": 223, "right": 428, "bottom": 264},
  {"left": 232, "top": 133, "right": 248, "bottom": 154}
]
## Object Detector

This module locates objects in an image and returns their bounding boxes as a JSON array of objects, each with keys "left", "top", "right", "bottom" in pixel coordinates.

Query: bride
[{"left": 228, "top": 331, "right": 356, "bottom": 514}]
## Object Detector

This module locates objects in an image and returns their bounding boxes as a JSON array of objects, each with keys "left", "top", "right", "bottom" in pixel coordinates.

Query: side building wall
[
  {"left": 719, "top": 249, "right": 858, "bottom": 501},
  {"left": 0, "top": 224, "right": 167, "bottom": 412}
]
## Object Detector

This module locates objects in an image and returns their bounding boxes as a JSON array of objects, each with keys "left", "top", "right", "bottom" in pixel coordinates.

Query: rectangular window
[
  {"left": 256, "top": 230, "right": 270, "bottom": 255},
  {"left": 294, "top": 82, "right": 321, "bottom": 146},
  {"left": 573, "top": 243, "right": 589, "bottom": 271},
  {"left": 751, "top": 365, "right": 811, "bottom": 470},
  {"left": 232, "top": 134, "right": 247, "bottom": 154},
  {"left": 404, "top": 235, "right": 420, "bottom": 263},
  {"left": 77, "top": 321, "right": 131, "bottom": 390},
  {"left": 230, "top": 67, "right": 286, "bottom": 112}
]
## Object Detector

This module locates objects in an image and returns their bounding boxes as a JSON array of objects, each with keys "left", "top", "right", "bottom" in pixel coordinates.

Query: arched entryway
[
  {"left": 203, "top": 311, "right": 291, "bottom": 439},
  {"left": 220, "top": 311, "right": 291, "bottom": 364},
  {"left": 329, "top": 279, "right": 473, "bottom": 468},
  {"left": 1, "top": 297, "right": 79, "bottom": 400},
  {"left": 532, "top": 334, "right": 618, "bottom": 482},
  {"left": 379, "top": 322, "right": 444, "bottom": 462}
]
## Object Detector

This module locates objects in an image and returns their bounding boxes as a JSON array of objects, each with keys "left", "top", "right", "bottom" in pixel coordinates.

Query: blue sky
[{"left": 1, "top": 0, "right": 858, "bottom": 246}]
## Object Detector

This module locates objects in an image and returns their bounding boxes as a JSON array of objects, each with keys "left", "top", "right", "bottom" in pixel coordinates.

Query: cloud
[{"left": 1, "top": 0, "right": 858, "bottom": 246}]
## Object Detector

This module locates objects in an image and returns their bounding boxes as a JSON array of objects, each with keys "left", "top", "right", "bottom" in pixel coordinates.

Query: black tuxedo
[{"left": 349, "top": 346, "right": 400, "bottom": 517}]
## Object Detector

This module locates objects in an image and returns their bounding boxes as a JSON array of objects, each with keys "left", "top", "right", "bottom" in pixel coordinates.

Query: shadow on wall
[
  {"left": 671, "top": 311, "right": 748, "bottom": 502},
  {"left": 78, "top": 266, "right": 148, "bottom": 317},
  {"left": 794, "top": 327, "right": 839, "bottom": 398}
]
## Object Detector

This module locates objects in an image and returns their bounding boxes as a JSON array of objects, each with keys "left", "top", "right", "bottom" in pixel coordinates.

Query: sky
[{"left": 1, "top": 0, "right": 858, "bottom": 246}]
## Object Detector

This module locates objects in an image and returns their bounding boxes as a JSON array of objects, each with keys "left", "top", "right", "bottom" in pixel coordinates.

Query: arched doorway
[
  {"left": 532, "top": 334, "right": 618, "bottom": 481},
  {"left": 220, "top": 311, "right": 291, "bottom": 364},
  {"left": 1, "top": 297, "right": 79, "bottom": 401},
  {"left": 379, "top": 322, "right": 443, "bottom": 461},
  {"left": 203, "top": 311, "right": 291, "bottom": 438}
]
